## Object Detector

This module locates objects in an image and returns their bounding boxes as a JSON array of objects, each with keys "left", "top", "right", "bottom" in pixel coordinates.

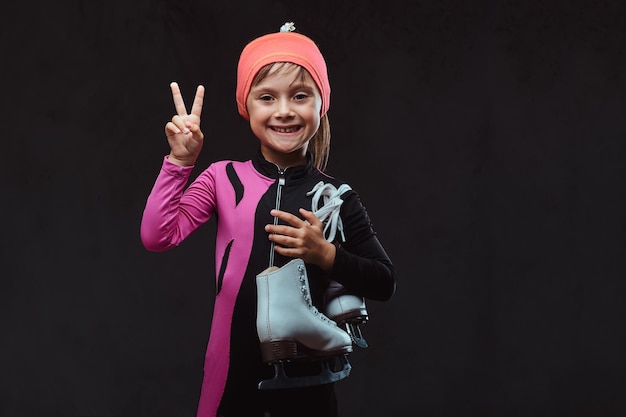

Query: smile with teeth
[{"left": 271, "top": 126, "right": 300, "bottom": 133}]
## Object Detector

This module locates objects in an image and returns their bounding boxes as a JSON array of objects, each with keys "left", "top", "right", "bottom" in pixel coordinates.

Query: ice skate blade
[
  {"left": 345, "top": 323, "right": 369, "bottom": 349},
  {"left": 258, "top": 355, "right": 352, "bottom": 390}
]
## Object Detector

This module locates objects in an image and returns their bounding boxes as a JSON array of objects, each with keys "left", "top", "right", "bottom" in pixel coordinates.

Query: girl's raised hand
[{"left": 165, "top": 82, "right": 205, "bottom": 166}]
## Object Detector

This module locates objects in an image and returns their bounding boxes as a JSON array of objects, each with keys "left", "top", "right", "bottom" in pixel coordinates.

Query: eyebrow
[
  {"left": 288, "top": 82, "right": 315, "bottom": 91},
  {"left": 250, "top": 83, "right": 316, "bottom": 94}
]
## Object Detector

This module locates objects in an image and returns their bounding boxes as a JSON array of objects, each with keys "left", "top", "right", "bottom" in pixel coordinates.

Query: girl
[{"left": 140, "top": 22, "right": 396, "bottom": 417}]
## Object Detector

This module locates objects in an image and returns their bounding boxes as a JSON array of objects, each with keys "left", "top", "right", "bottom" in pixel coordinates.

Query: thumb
[{"left": 299, "top": 208, "right": 323, "bottom": 228}]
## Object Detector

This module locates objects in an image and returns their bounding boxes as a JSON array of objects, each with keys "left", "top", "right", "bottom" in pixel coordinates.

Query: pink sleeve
[{"left": 140, "top": 156, "right": 217, "bottom": 252}]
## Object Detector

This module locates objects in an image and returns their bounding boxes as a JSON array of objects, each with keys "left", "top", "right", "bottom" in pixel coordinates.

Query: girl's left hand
[{"left": 265, "top": 208, "right": 336, "bottom": 271}]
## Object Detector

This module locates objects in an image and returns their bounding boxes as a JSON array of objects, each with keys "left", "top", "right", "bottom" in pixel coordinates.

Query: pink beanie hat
[{"left": 236, "top": 23, "right": 330, "bottom": 120}]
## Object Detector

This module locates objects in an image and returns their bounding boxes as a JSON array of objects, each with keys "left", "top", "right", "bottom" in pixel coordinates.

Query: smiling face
[{"left": 246, "top": 63, "right": 322, "bottom": 169}]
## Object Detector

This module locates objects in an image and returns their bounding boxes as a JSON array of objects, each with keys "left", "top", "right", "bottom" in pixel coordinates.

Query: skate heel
[
  {"left": 261, "top": 339, "right": 352, "bottom": 363},
  {"left": 260, "top": 340, "right": 298, "bottom": 363}
]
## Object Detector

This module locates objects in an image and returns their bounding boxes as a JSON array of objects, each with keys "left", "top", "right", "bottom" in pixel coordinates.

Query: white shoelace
[{"left": 307, "top": 181, "right": 352, "bottom": 243}]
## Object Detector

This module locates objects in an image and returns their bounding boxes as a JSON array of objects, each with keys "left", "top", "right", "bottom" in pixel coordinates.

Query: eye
[
  {"left": 259, "top": 94, "right": 274, "bottom": 102},
  {"left": 294, "top": 93, "right": 309, "bottom": 101}
]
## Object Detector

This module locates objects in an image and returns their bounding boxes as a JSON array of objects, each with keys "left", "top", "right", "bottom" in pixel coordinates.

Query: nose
[{"left": 275, "top": 98, "right": 294, "bottom": 118}]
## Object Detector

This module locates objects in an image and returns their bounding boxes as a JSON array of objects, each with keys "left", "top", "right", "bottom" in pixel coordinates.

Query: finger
[
  {"left": 188, "top": 122, "right": 204, "bottom": 141},
  {"left": 268, "top": 232, "right": 292, "bottom": 245},
  {"left": 299, "top": 208, "right": 323, "bottom": 228},
  {"left": 171, "top": 115, "right": 190, "bottom": 134},
  {"left": 266, "top": 224, "right": 298, "bottom": 237},
  {"left": 190, "top": 85, "right": 205, "bottom": 118},
  {"left": 165, "top": 121, "right": 181, "bottom": 136},
  {"left": 273, "top": 245, "right": 302, "bottom": 258},
  {"left": 270, "top": 209, "right": 306, "bottom": 228},
  {"left": 170, "top": 82, "right": 188, "bottom": 116},
  {"left": 269, "top": 235, "right": 303, "bottom": 254}
]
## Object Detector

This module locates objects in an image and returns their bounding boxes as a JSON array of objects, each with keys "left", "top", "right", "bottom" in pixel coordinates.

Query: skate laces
[
  {"left": 307, "top": 181, "right": 352, "bottom": 243},
  {"left": 297, "top": 261, "right": 336, "bottom": 325}
]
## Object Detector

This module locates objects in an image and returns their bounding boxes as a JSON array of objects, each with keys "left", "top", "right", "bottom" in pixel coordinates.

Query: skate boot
[
  {"left": 256, "top": 258, "right": 353, "bottom": 390},
  {"left": 324, "top": 281, "right": 369, "bottom": 348}
]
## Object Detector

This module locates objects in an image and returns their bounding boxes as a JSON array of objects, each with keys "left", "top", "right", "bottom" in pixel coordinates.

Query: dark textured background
[{"left": 1, "top": 1, "right": 625, "bottom": 416}]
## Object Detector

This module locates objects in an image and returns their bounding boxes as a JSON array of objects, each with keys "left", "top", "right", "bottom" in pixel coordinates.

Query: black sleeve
[{"left": 327, "top": 190, "right": 397, "bottom": 301}]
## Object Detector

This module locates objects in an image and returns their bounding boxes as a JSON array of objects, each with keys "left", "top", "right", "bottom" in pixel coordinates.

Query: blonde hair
[{"left": 250, "top": 62, "right": 331, "bottom": 172}]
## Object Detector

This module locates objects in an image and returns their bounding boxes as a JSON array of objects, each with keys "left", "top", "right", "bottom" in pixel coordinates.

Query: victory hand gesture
[{"left": 165, "top": 82, "right": 205, "bottom": 166}]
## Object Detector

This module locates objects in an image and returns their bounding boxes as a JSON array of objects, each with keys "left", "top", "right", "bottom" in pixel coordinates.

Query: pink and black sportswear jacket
[{"left": 140, "top": 150, "right": 396, "bottom": 417}]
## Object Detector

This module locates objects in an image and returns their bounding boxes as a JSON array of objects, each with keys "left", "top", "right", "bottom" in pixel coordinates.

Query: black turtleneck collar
[{"left": 251, "top": 149, "right": 317, "bottom": 182}]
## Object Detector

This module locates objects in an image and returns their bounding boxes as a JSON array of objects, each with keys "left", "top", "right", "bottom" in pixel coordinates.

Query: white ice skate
[
  {"left": 324, "top": 281, "right": 369, "bottom": 348},
  {"left": 256, "top": 258, "right": 353, "bottom": 390}
]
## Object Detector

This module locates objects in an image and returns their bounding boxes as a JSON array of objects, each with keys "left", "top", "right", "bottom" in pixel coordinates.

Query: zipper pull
[
  {"left": 278, "top": 169, "right": 286, "bottom": 187},
  {"left": 275, "top": 168, "right": 286, "bottom": 213}
]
